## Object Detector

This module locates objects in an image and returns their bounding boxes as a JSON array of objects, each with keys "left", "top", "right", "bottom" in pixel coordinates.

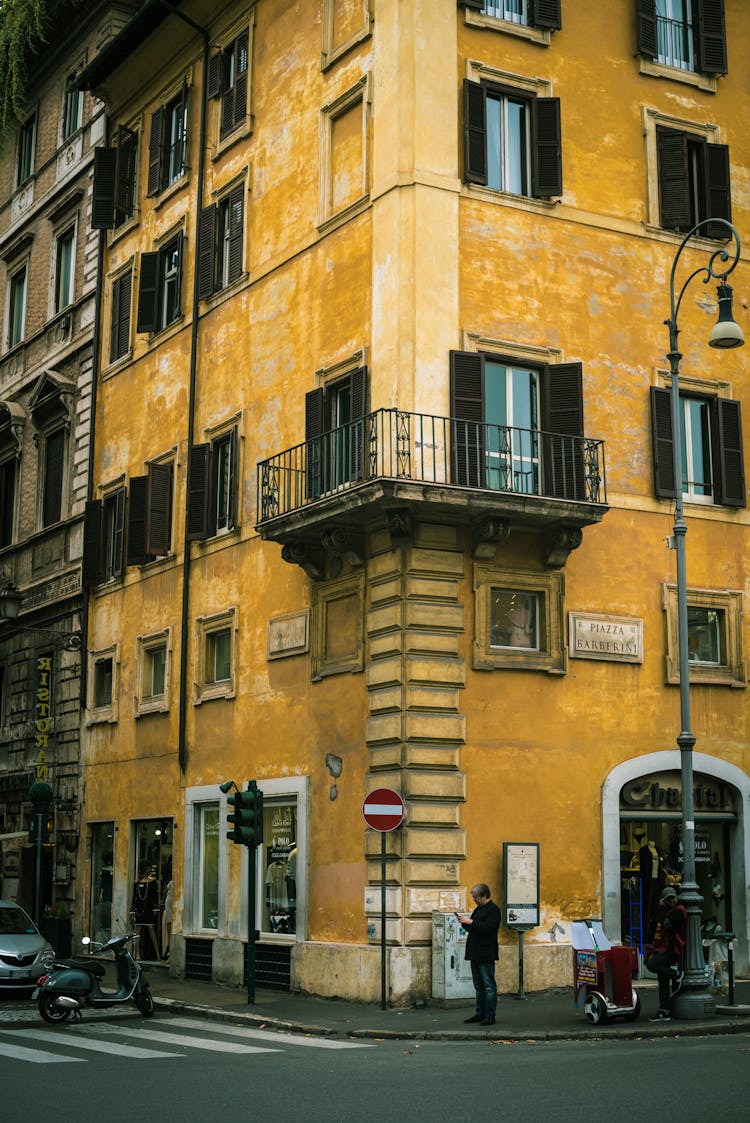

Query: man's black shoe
[
  {"left": 464, "top": 1015, "right": 484, "bottom": 1023},
  {"left": 479, "top": 1017, "right": 496, "bottom": 1026}
]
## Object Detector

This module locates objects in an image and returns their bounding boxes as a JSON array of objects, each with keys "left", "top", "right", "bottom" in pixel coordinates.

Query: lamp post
[{"left": 665, "top": 218, "right": 744, "bottom": 1020}]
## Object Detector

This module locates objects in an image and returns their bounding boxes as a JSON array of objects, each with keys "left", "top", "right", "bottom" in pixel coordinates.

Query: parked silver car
[{"left": 0, "top": 900, "right": 54, "bottom": 991}]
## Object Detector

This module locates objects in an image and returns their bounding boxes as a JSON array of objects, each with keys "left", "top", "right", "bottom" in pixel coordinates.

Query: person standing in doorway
[{"left": 458, "top": 883, "right": 501, "bottom": 1027}]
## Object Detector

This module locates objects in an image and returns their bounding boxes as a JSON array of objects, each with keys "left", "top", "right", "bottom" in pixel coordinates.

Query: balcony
[{"left": 256, "top": 409, "right": 607, "bottom": 572}]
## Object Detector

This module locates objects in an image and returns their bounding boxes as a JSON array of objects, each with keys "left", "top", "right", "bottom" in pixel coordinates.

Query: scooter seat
[{"left": 55, "top": 958, "right": 107, "bottom": 977}]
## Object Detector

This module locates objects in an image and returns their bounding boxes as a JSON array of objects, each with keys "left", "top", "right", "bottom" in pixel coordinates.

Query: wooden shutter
[
  {"left": 704, "top": 143, "right": 731, "bottom": 238},
  {"left": 226, "top": 428, "right": 238, "bottom": 529},
  {"left": 349, "top": 366, "right": 367, "bottom": 482},
  {"left": 110, "top": 487, "right": 126, "bottom": 577},
  {"left": 207, "top": 52, "right": 222, "bottom": 100},
  {"left": 146, "top": 462, "right": 172, "bottom": 556},
  {"left": 650, "top": 387, "right": 677, "bottom": 499},
  {"left": 694, "top": 0, "right": 727, "bottom": 75},
  {"left": 458, "top": 0, "right": 484, "bottom": 9},
  {"left": 232, "top": 31, "right": 249, "bottom": 130},
  {"left": 173, "top": 231, "right": 184, "bottom": 318},
  {"left": 714, "top": 398, "right": 745, "bottom": 507},
  {"left": 198, "top": 204, "right": 217, "bottom": 299},
  {"left": 82, "top": 499, "right": 102, "bottom": 588},
  {"left": 115, "top": 127, "right": 137, "bottom": 218},
  {"left": 657, "top": 129, "right": 690, "bottom": 232},
  {"left": 187, "top": 443, "right": 212, "bottom": 540},
  {"left": 92, "top": 147, "right": 116, "bottom": 229},
  {"left": 542, "top": 362, "right": 585, "bottom": 499},
  {"left": 43, "top": 429, "right": 65, "bottom": 526},
  {"left": 227, "top": 184, "right": 244, "bottom": 284},
  {"left": 529, "top": 0, "right": 562, "bottom": 30},
  {"left": 450, "top": 350, "right": 485, "bottom": 488},
  {"left": 305, "top": 387, "right": 325, "bottom": 501},
  {"left": 532, "top": 98, "right": 562, "bottom": 198},
  {"left": 220, "top": 47, "right": 236, "bottom": 137},
  {"left": 463, "top": 80, "right": 487, "bottom": 186},
  {"left": 635, "top": 0, "right": 658, "bottom": 59},
  {"left": 175, "top": 79, "right": 188, "bottom": 174},
  {"left": 147, "top": 106, "right": 164, "bottom": 197},
  {"left": 126, "top": 475, "right": 148, "bottom": 565},
  {"left": 110, "top": 270, "right": 132, "bottom": 362},
  {"left": 137, "top": 252, "right": 159, "bottom": 334}
]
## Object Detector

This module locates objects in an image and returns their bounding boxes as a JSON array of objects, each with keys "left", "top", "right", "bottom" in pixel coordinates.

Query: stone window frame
[
  {"left": 4, "top": 256, "right": 30, "bottom": 352},
  {"left": 663, "top": 584, "right": 745, "bottom": 688},
  {"left": 463, "top": 2, "right": 553, "bottom": 46},
  {"left": 194, "top": 606, "right": 238, "bottom": 704},
  {"left": 86, "top": 642, "right": 120, "bottom": 725},
  {"left": 50, "top": 219, "right": 78, "bottom": 319},
  {"left": 642, "top": 107, "right": 721, "bottom": 235},
  {"left": 209, "top": 10, "right": 257, "bottom": 161},
  {"left": 321, "top": 0, "right": 373, "bottom": 70},
  {"left": 317, "top": 73, "right": 372, "bottom": 234},
  {"left": 134, "top": 627, "right": 172, "bottom": 717},
  {"left": 473, "top": 563, "right": 566, "bottom": 673},
  {"left": 311, "top": 570, "right": 365, "bottom": 681}
]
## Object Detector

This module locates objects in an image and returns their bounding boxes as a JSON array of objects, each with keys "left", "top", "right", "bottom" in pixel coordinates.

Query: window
[
  {"left": 663, "top": 585, "right": 744, "bottom": 687},
  {"left": 16, "top": 116, "right": 36, "bottom": 186},
  {"left": 195, "top": 608, "right": 237, "bottom": 703},
  {"left": 94, "top": 658, "right": 113, "bottom": 707},
  {"left": 137, "top": 234, "right": 183, "bottom": 334},
  {"left": 483, "top": 1, "right": 528, "bottom": 22},
  {"left": 450, "top": 351, "right": 589, "bottom": 501},
  {"left": 198, "top": 184, "right": 244, "bottom": 299},
  {"left": 318, "top": 75, "right": 371, "bottom": 228},
  {"left": 87, "top": 644, "right": 119, "bottom": 723},
  {"left": 261, "top": 800, "right": 298, "bottom": 934},
  {"left": 637, "top": 0, "right": 726, "bottom": 76},
  {"left": 109, "top": 268, "right": 132, "bottom": 363},
  {"left": 135, "top": 628, "right": 171, "bottom": 716},
  {"left": 0, "top": 458, "right": 16, "bottom": 548},
  {"left": 62, "top": 80, "right": 82, "bottom": 140},
  {"left": 126, "top": 461, "right": 174, "bottom": 565},
  {"left": 207, "top": 29, "right": 249, "bottom": 139},
  {"left": 195, "top": 804, "right": 220, "bottom": 930},
  {"left": 463, "top": 80, "right": 561, "bottom": 198},
  {"left": 650, "top": 386, "right": 745, "bottom": 507},
  {"left": 147, "top": 83, "right": 188, "bottom": 196},
  {"left": 7, "top": 266, "right": 27, "bottom": 348},
  {"left": 54, "top": 227, "right": 75, "bottom": 313},
  {"left": 656, "top": 126, "right": 731, "bottom": 235},
  {"left": 305, "top": 366, "right": 367, "bottom": 499},
  {"left": 41, "top": 427, "right": 66, "bottom": 527},
  {"left": 321, "top": 0, "right": 372, "bottom": 69},
  {"left": 474, "top": 564, "right": 565, "bottom": 673},
  {"left": 187, "top": 428, "right": 238, "bottom": 540},
  {"left": 83, "top": 486, "right": 126, "bottom": 586},
  {"left": 91, "top": 126, "right": 138, "bottom": 230}
]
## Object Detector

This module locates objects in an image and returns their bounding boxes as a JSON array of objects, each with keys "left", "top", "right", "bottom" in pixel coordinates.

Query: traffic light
[
  {"left": 227, "top": 781, "right": 263, "bottom": 848},
  {"left": 28, "top": 781, "right": 53, "bottom": 845}
]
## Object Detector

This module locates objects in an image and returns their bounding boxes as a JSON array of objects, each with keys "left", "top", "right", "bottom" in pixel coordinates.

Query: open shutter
[
  {"left": 115, "top": 127, "right": 137, "bottom": 218},
  {"left": 657, "top": 129, "right": 690, "bottom": 232},
  {"left": 207, "top": 52, "right": 222, "bottom": 100},
  {"left": 232, "top": 31, "right": 249, "bottom": 130},
  {"left": 227, "top": 184, "right": 244, "bottom": 284},
  {"left": 542, "top": 362, "right": 585, "bottom": 500},
  {"left": 226, "top": 428, "right": 238, "bottom": 529},
  {"left": 198, "top": 204, "right": 217, "bottom": 299},
  {"left": 694, "top": 0, "right": 727, "bottom": 75},
  {"left": 126, "top": 475, "right": 148, "bottom": 565},
  {"left": 532, "top": 98, "right": 562, "bottom": 198},
  {"left": 137, "top": 252, "right": 159, "bottom": 334},
  {"left": 650, "top": 387, "right": 677, "bottom": 499},
  {"left": 636, "top": 0, "right": 658, "bottom": 59},
  {"left": 187, "top": 443, "right": 212, "bottom": 540},
  {"left": 220, "top": 46, "right": 236, "bottom": 136},
  {"left": 305, "top": 388, "right": 325, "bottom": 501},
  {"left": 463, "top": 80, "right": 487, "bottom": 186},
  {"left": 349, "top": 366, "right": 367, "bottom": 483},
  {"left": 714, "top": 398, "right": 745, "bottom": 507},
  {"left": 173, "top": 231, "right": 184, "bottom": 317},
  {"left": 111, "top": 487, "right": 126, "bottom": 577},
  {"left": 92, "top": 147, "right": 116, "bottom": 229},
  {"left": 450, "top": 351, "right": 485, "bottom": 488},
  {"left": 147, "top": 106, "right": 164, "bottom": 197},
  {"left": 146, "top": 463, "right": 172, "bottom": 556},
  {"left": 529, "top": 0, "right": 562, "bottom": 30},
  {"left": 704, "top": 143, "right": 731, "bottom": 238},
  {"left": 175, "top": 79, "right": 188, "bottom": 174},
  {"left": 110, "top": 270, "right": 132, "bottom": 363},
  {"left": 82, "top": 499, "right": 102, "bottom": 588}
]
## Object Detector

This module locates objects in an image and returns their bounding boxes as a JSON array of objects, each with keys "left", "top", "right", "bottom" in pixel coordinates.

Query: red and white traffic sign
[{"left": 362, "top": 788, "right": 406, "bottom": 832}]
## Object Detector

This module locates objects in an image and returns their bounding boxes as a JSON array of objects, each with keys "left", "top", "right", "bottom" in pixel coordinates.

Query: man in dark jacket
[
  {"left": 646, "top": 885, "right": 686, "bottom": 1022},
  {"left": 458, "top": 883, "right": 501, "bottom": 1026}
]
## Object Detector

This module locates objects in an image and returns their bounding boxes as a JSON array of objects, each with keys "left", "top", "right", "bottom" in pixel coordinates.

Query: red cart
[{"left": 572, "top": 919, "right": 641, "bottom": 1025}]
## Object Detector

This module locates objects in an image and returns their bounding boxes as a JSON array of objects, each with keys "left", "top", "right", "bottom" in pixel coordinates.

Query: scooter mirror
[{"left": 81, "top": 936, "right": 91, "bottom": 946}]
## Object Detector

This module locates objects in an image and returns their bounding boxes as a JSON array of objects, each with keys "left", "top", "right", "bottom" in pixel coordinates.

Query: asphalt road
[{"left": 1, "top": 1013, "right": 749, "bottom": 1123}]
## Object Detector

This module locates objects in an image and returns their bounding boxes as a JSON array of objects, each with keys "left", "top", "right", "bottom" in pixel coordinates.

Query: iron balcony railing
[
  {"left": 656, "top": 14, "right": 694, "bottom": 71},
  {"left": 257, "top": 408, "right": 606, "bottom": 524}
]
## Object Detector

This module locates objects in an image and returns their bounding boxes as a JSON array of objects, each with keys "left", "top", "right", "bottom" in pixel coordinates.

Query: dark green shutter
[
  {"left": 92, "top": 147, "right": 116, "bottom": 229},
  {"left": 232, "top": 31, "right": 249, "bottom": 130},
  {"left": 694, "top": 0, "right": 727, "bottom": 74},
  {"left": 187, "top": 443, "right": 212, "bottom": 540},
  {"left": 110, "top": 270, "right": 132, "bottom": 362},
  {"left": 529, "top": 0, "right": 562, "bottom": 30},
  {"left": 43, "top": 429, "right": 65, "bottom": 527},
  {"left": 349, "top": 366, "right": 367, "bottom": 483},
  {"left": 450, "top": 350, "right": 485, "bottom": 488},
  {"left": 704, "top": 143, "right": 731, "bottom": 238},
  {"left": 227, "top": 184, "right": 244, "bottom": 283},
  {"left": 137, "top": 252, "right": 159, "bottom": 334},
  {"left": 147, "top": 463, "right": 172, "bottom": 556},
  {"left": 650, "top": 387, "right": 677, "bottom": 499},
  {"left": 82, "top": 499, "right": 102, "bottom": 587},
  {"left": 458, "top": 1, "right": 484, "bottom": 9},
  {"left": 115, "top": 127, "right": 137, "bottom": 218},
  {"left": 532, "top": 98, "right": 562, "bottom": 198},
  {"left": 636, "top": 0, "right": 658, "bottom": 59},
  {"left": 147, "top": 106, "right": 164, "bottom": 197},
  {"left": 542, "top": 362, "right": 585, "bottom": 499},
  {"left": 126, "top": 475, "right": 149, "bottom": 565},
  {"left": 714, "top": 398, "right": 745, "bottom": 507},
  {"left": 657, "top": 129, "right": 691, "bottom": 232},
  {"left": 198, "top": 204, "right": 217, "bottom": 299},
  {"left": 226, "top": 428, "right": 238, "bottom": 529},
  {"left": 463, "top": 80, "right": 487, "bottom": 186},
  {"left": 111, "top": 487, "right": 126, "bottom": 577},
  {"left": 207, "top": 52, "right": 222, "bottom": 99},
  {"left": 173, "top": 231, "right": 184, "bottom": 319},
  {"left": 305, "top": 388, "right": 325, "bottom": 501}
]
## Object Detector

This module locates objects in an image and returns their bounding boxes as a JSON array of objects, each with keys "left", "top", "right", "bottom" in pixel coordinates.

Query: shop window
[
  {"left": 262, "top": 801, "right": 298, "bottom": 935},
  {"left": 135, "top": 628, "right": 171, "bottom": 716},
  {"left": 663, "top": 585, "right": 744, "bottom": 687},
  {"left": 197, "top": 184, "right": 245, "bottom": 300},
  {"left": 137, "top": 233, "right": 183, "bottom": 335},
  {"left": 109, "top": 267, "right": 132, "bottom": 364},
  {"left": 132, "top": 818, "right": 173, "bottom": 960},
  {"left": 187, "top": 427, "right": 239, "bottom": 540},
  {"left": 87, "top": 644, "right": 119, "bottom": 723},
  {"left": 91, "top": 126, "right": 138, "bottom": 230},
  {"left": 89, "top": 822, "right": 115, "bottom": 944},
  {"left": 195, "top": 804, "right": 220, "bottom": 930},
  {"left": 474, "top": 564, "right": 565, "bottom": 673},
  {"left": 195, "top": 608, "right": 237, "bottom": 703},
  {"left": 147, "top": 81, "right": 188, "bottom": 196}
]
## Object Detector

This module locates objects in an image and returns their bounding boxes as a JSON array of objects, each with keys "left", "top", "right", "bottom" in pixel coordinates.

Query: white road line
[
  {"left": 9, "top": 1027, "right": 184, "bottom": 1059},
  {"left": 0, "top": 1039, "right": 84, "bottom": 1064},
  {"left": 105, "top": 1023, "right": 280, "bottom": 1054},
  {"left": 161, "top": 1016, "right": 373, "bottom": 1050}
]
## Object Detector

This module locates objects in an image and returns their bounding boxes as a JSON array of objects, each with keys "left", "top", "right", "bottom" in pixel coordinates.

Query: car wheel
[{"left": 39, "top": 992, "right": 72, "bottom": 1024}]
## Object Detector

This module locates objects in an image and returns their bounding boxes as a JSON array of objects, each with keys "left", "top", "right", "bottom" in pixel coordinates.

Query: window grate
[
  {"left": 244, "top": 942, "right": 291, "bottom": 992},
  {"left": 184, "top": 937, "right": 213, "bottom": 981}
]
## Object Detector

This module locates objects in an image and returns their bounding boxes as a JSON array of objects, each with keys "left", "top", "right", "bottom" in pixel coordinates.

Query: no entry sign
[{"left": 362, "top": 788, "right": 405, "bottom": 832}]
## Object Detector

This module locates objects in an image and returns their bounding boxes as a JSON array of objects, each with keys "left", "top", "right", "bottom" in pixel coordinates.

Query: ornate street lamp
[
  {"left": 665, "top": 218, "right": 743, "bottom": 1019},
  {"left": 0, "top": 576, "right": 81, "bottom": 651}
]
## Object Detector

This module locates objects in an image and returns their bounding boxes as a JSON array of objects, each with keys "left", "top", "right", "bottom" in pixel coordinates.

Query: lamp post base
[{"left": 672, "top": 979, "right": 716, "bottom": 1020}]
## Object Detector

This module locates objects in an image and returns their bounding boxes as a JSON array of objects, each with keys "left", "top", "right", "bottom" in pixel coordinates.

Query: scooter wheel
[
  {"left": 584, "top": 992, "right": 608, "bottom": 1025},
  {"left": 39, "top": 993, "right": 72, "bottom": 1024},
  {"left": 624, "top": 990, "right": 641, "bottom": 1022},
  {"left": 135, "top": 985, "right": 155, "bottom": 1017}
]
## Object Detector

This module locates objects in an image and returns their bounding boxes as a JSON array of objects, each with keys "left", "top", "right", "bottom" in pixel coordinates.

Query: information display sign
[{"left": 503, "top": 842, "right": 540, "bottom": 929}]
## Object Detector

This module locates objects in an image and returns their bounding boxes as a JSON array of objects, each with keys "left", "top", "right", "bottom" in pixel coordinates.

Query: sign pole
[
  {"left": 247, "top": 843, "right": 256, "bottom": 1005},
  {"left": 380, "top": 831, "right": 386, "bottom": 1011},
  {"left": 362, "top": 787, "right": 406, "bottom": 1013}
]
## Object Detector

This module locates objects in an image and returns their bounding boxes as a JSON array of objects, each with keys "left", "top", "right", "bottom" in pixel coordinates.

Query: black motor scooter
[{"left": 33, "top": 933, "right": 155, "bottom": 1023}]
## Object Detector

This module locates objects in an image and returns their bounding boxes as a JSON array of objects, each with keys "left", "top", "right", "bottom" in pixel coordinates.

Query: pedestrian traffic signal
[{"left": 227, "top": 781, "right": 263, "bottom": 848}]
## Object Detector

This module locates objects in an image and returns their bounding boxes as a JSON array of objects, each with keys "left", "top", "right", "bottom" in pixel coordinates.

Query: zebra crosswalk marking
[
  {"left": 161, "top": 1016, "right": 373, "bottom": 1050},
  {"left": 0, "top": 1039, "right": 84, "bottom": 1064},
  {"left": 101, "top": 1023, "right": 280, "bottom": 1054},
  {"left": 9, "top": 1027, "right": 183, "bottom": 1059}
]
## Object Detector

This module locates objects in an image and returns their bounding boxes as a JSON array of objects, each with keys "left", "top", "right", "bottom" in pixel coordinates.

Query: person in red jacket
[
  {"left": 458, "top": 883, "right": 501, "bottom": 1027},
  {"left": 646, "top": 885, "right": 687, "bottom": 1022}
]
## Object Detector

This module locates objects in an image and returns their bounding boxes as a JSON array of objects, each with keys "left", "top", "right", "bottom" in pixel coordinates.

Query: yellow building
[{"left": 73, "top": 0, "right": 749, "bottom": 1003}]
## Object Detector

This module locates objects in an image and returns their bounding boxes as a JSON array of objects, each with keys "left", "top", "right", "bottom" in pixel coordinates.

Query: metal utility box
[{"left": 432, "top": 910, "right": 474, "bottom": 1005}]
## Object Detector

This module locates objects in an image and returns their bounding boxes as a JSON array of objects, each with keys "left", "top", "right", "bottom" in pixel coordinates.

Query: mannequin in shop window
[
  {"left": 132, "top": 863, "right": 160, "bottom": 960},
  {"left": 265, "top": 852, "right": 289, "bottom": 932},
  {"left": 639, "top": 839, "right": 664, "bottom": 938}
]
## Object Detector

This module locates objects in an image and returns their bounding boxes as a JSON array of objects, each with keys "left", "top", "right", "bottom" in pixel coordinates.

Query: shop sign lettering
[
  {"left": 34, "top": 655, "right": 53, "bottom": 780},
  {"left": 569, "top": 613, "right": 643, "bottom": 664},
  {"left": 621, "top": 776, "right": 735, "bottom": 814}
]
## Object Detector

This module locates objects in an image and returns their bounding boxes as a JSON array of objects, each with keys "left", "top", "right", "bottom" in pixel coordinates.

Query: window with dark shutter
[
  {"left": 657, "top": 126, "right": 731, "bottom": 235},
  {"left": 137, "top": 235, "right": 183, "bottom": 333},
  {"left": 147, "top": 106, "right": 165, "bottom": 197},
  {"left": 650, "top": 386, "right": 745, "bottom": 508},
  {"left": 198, "top": 204, "right": 217, "bottom": 299},
  {"left": 450, "top": 351, "right": 485, "bottom": 488},
  {"left": 226, "top": 184, "right": 244, "bottom": 284},
  {"left": 532, "top": 98, "right": 562, "bottom": 198},
  {"left": 694, "top": 0, "right": 727, "bottom": 75},
  {"left": 705, "top": 143, "right": 731, "bottom": 236},
  {"left": 220, "top": 30, "right": 249, "bottom": 139},
  {"left": 463, "top": 80, "right": 487, "bottom": 186},
  {"left": 637, "top": 0, "right": 727, "bottom": 76},
  {"left": 715, "top": 398, "right": 745, "bottom": 507},
  {"left": 187, "top": 443, "right": 212, "bottom": 540},
  {"left": 147, "top": 463, "right": 172, "bottom": 556},
  {"left": 127, "top": 475, "right": 149, "bottom": 566},
  {"left": 636, "top": 0, "right": 659, "bottom": 59},
  {"left": 137, "top": 252, "right": 159, "bottom": 334},
  {"left": 305, "top": 388, "right": 325, "bottom": 501},
  {"left": 42, "top": 428, "right": 65, "bottom": 527},
  {"left": 92, "top": 147, "right": 117, "bottom": 230},
  {"left": 82, "top": 499, "right": 103, "bottom": 588},
  {"left": 657, "top": 129, "right": 691, "bottom": 232},
  {"left": 541, "top": 362, "right": 585, "bottom": 500},
  {"left": 110, "top": 269, "right": 132, "bottom": 363},
  {"left": 531, "top": 0, "right": 562, "bottom": 29},
  {"left": 114, "top": 127, "right": 137, "bottom": 227},
  {"left": 650, "top": 387, "right": 677, "bottom": 499}
]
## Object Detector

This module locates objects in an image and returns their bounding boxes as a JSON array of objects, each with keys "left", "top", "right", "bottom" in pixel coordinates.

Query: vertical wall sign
[{"left": 34, "top": 653, "right": 54, "bottom": 781}]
